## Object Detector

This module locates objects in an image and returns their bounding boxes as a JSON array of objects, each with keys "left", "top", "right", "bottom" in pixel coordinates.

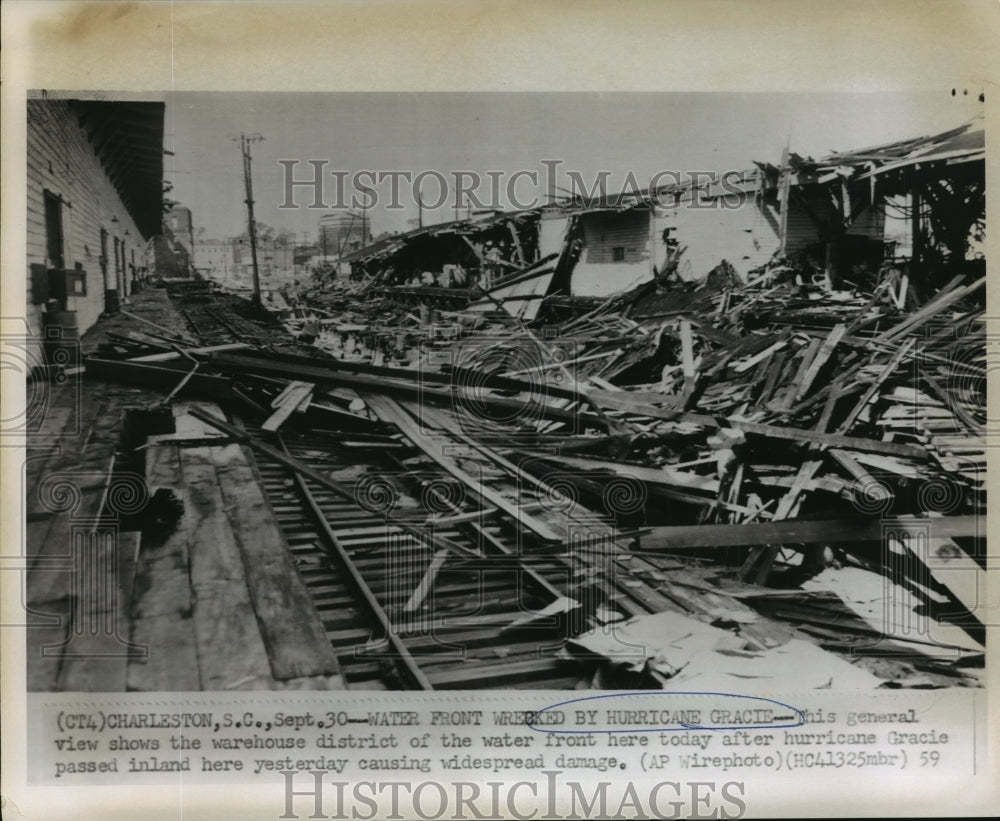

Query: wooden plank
[
  {"left": 640, "top": 515, "right": 981, "bottom": 550},
  {"left": 210, "top": 353, "right": 602, "bottom": 429},
  {"left": 126, "top": 441, "right": 201, "bottom": 691},
  {"left": 84, "top": 358, "right": 234, "bottom": 402},
  {"left": 758, "top": 350, "right": 787, "bottom": 404},
  {"left": 678, "top": 319, "right": 696, "bottom": 379},
  {"left": 795, "top": 324, "right": 846, "bottom": 400},
  {"left": 191, "top": 577, "right": 275, "bottom": 689},
  {"left": 403, "top": 549, "right": 450, "bottom": 612},
  {"left": 329, "top": 524, "right": 406, "bottom": 539},
  {"left": 127, "top": 612, "right": 202, "bottom": 692},
  {"left": 140, "top": 434, "right": 234, "bottom": 449},
  {"left": 221, "top": 349, "right": 585, "bottom": 401},
  {"left": 416, "top": 404, "right": 587, "bottom": 499},
  {"left": 872, "top": 277, "right": 984, "bottom": 346},
  {"left": 426, "top": 656, "right": 566, "bottom": 687},
  {"left": 732, "top": 340, "right": 786, "bottom": 374},
  {"left": 525, "top": 452, "right": 719, "bottom": 493},
  {"left": 269, "top": 381, "right": 298, "bottom": 409},
  {"left": 175, "top": 405, "right": 277, "bottom": 688},
  {"left": 19, "top": 393, "right": 128, "bottom": 689},
  {"left": 362, "top": 394, "right": 564, "bottom": 542},
  {"left": 130, "top": 342, "right": 251, "bottom": 363},
  {"left": 507, "top": 219, "right": 526, "bottom": 265},
  {"left": 26, "top": 441, "right": 118, "bottom": 609},
  {"left": 211, "top": 416, "right": 341, "bottom": 680},
  {"left": 778, "top": 337, "right": 820, "bottom": 409},
  {"left": 56, "top": 531, "right": 142, "bottom": 692},
  {"left": 23, "top": 406, "right": 78, "bottom": 497},
  {"left": 829, "top": 448, "right": 880, "bottom": 488},
  {"left": 588, "top": 393, "right": 928, "bottom": 459},
  {"left": 835, "top": 338, "right": 915, "bottom": 435},
  {"left": 588, "top": 375, "right": 620, "bottom": 391},
  {"left": 270, "top": 380, "right": 315, "bottom": 410},
  {"left": 460, "top": 234, "right": 485, "bottom": 262},
  {"left": 262, "top": 382, "right": 315, "bottom": 432},
  {"left": 772, "top": 460, "right": 823, "bottom": 520}
]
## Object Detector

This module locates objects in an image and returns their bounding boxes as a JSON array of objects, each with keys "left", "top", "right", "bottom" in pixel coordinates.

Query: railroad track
[
  {"left": 178, "top": 302, "right": 716, "bottom": 690},
  {"left": 181, "top": 303, "right": 280, "bottom": 348},
  {"left": 226, "top": 384, "right": 707, "bottom": 690},
  {"left": 252, "top": 432, "right": 604, "bottom": 690}
]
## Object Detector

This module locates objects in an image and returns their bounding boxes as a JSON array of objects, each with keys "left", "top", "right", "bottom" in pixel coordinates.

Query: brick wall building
[{"left": 26, "top": 97, "right": 165, "bottom": 354}]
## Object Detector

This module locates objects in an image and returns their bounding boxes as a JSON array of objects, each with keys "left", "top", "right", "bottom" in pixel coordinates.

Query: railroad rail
[{"left": 179, "top": 297, "right": 780, "bottom": 690}]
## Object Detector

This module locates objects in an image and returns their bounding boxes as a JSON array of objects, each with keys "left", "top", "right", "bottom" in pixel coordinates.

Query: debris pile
[
  {"left": 74, "top": 246, "right": 985, "bottom": 689},
  {"left": 54, "top": 115, "right": 985, "bottom": 690}
]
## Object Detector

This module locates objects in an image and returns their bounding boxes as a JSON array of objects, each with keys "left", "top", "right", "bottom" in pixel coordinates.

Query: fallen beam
[
  {"left": 223, "top": 348, "right": 586, "bottom": 401},
  {"left": 638, "top": 515, "right": 982, "bottom": 550},
  {"left": 210, "top": 352, "right": 605, "bottom": 430},
  {"left": 516, "top": 452, "right": 720, "bottom": 493},
  {"left": 589, "top": 391, "right": 927, "bottom": 459},
  {"left": 130, "top": 342, "right": 251, "bottom": 363},
  {"left": 362, "top": 394, "right": 564, "bottom": 543},
  {"left": 262, "top": 381, "right": 314, "bottom": 432},
  {"left": 84, "top": 357, "right": 234, "bottom": 402}
]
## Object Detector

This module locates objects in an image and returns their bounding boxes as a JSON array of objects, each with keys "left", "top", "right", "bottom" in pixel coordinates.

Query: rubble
[{"left": 29, "top": 117, "right": 986, "bottom": 691}]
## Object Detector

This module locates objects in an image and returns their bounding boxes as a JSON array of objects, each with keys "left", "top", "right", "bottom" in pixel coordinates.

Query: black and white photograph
[
  {"left": 21, "top": 88, "right": 987, "bottom": 692},
  {"left": 3, "top": 2, "right": 997, "bottom": 819}
]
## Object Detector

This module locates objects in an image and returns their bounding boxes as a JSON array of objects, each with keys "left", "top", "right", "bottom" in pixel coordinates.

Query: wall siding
[
  {"left": 580, "top": 210, "right": 650, "bottom": 265},
  {"left": 569, "top": 210, "right": 655, "bottom": 297},
  {"left": 658, "top": 193, "right": 782, "bottom": 282},
  {"left": 783, "top": 188, "right": 835, "bottom": 255},
  {"left": 26, "top": 100, "right": 150, "bottom": 347}
]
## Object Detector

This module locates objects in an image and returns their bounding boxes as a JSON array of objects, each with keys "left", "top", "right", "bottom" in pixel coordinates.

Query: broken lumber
[
  {"left": 638, "top": 515, "right": 981, "bottom": 551},
  {"left": 262, "top": 381, "right": 315, "bottom": 432},
  {"left": 84, "top": 357, "right": 234, "bottom": 402},
  {"left": 361, "top": 394, "right": 564, "bottom": 543},
  {"left": 587, "top": 392, "right": 928, "bottom": 459}
]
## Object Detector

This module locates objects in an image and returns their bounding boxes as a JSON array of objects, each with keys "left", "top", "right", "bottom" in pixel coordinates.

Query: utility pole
[
  {"left": 237, "top": 133, "right": 264, "bottom": 306},
  {"left": 361, "top": 201, "right": 368, "bottom": 249},
  {"left": 417, "top": 190, "right": 423, "bottom": 229}
]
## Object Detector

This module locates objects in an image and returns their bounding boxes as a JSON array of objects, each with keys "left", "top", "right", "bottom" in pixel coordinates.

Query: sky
[{"left": 161, "top": 91, "right": 984, "bottom": 243}]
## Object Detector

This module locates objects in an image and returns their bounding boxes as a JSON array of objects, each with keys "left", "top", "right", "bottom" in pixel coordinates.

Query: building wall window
[{"left": 612, "top": 246, "right": 626, "bottom": 262}]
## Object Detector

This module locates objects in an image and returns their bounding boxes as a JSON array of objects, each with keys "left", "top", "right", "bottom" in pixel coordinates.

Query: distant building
[
  {"left": 319, "top": 212, "right": 371, "bottom": 258},
  {"left": 165, "top": 206, "right": 195, "bottom": 264},
  {"left": 193, "top": 231, "right": 302, "bottom": 291},
  {"left": 193, "top": 237, "right": 240, "bottom": 283}
]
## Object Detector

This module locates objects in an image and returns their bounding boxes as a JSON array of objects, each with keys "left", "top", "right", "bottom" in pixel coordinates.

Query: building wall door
[
  {"left": 114, "top": 237, "right": 126, "bottom": 299},
  {"left": 44, "top": 191, "right": 65, "bottom": 269}
]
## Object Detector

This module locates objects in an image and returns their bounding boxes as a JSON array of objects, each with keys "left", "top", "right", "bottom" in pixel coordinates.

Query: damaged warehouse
[{"left": 23, "top": 96, "right": 986, "bottom": 693}]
